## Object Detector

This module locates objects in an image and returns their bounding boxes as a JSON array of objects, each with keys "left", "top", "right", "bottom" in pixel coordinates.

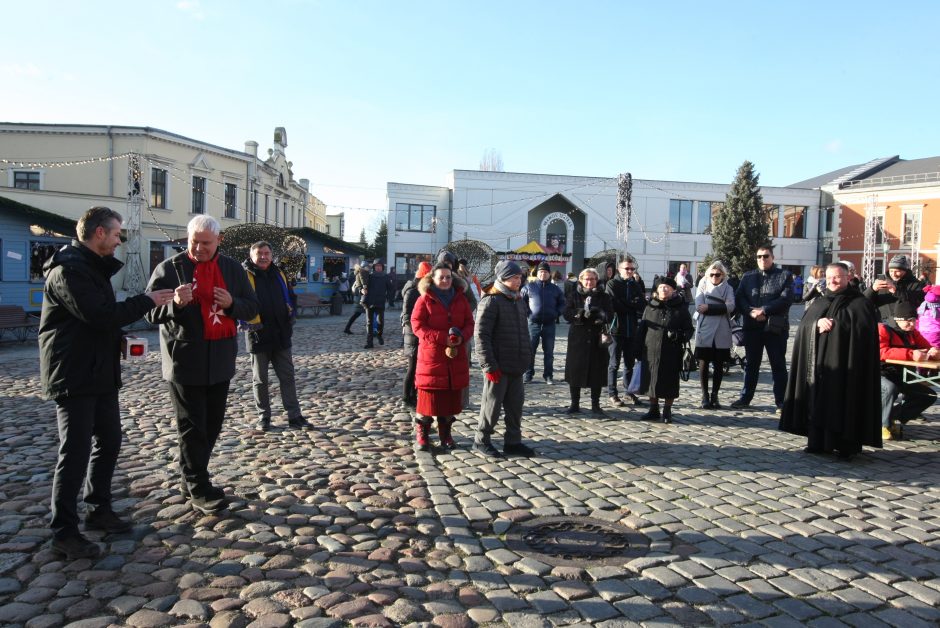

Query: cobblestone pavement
[{"left": 0, "top": 307, "right": 938, "bottom": 627}]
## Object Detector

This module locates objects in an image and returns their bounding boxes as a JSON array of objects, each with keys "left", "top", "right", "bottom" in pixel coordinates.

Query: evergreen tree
[
  {"left": 709, "top": 161, "right": 771, "bottom": 278},
  {"left": 358, "top": 227, "right": 368, "bottom": 248},
  {"left": 372, "top": 219, "right": 388, "bottom": 261}
]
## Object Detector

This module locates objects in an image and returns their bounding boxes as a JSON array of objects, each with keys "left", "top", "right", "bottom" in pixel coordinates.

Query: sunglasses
[
  {"left": 895, "top": 317, "right": 916, "bottom": 322},
  {"left": 709, "top": 272, "right": 723, "bottom": 277},
  {"left": 623, "top": 267, "right": 636, "bottom": 271},
  {"left": 756, "top": 254, "right": 771, "bottom": 259}
]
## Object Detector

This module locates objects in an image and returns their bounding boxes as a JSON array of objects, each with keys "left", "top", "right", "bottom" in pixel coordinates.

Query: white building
[{"left": 388, "top": 170, "right": 821, "bottom": 279}]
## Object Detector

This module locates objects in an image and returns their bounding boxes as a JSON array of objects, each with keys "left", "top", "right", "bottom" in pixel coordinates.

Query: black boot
[
  {"left": 662, "top": 406, "right": 673, "bottom": 424},
  {"left": 710, "top": 390, "right": 721, "bottom": 409},
  {"left": 640, "top": 401, "right": 660, "bottom": 421},
  {"left": 590, "top": 388, "right": 607, "bottom": 417},
  {"left": 701, "top": 392, "right": 713, "bottom": 409},
  {"left": 564, "top": 386, "right": 582, "bottom": 414},
  {"left": 699, "top": 361, "right": 712, "bottom": 409}
]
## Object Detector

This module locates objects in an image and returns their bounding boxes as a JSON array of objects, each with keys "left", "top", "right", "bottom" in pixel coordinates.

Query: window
[
  {"left": 264, "top": 194, "right": 269, "bottom": 223},
  {"left": 873, "top": 211, "right": 885, "bottom": 246},
  {"left": 697, "top": 201, "right": 724, "bottom": 234},
  {"left": 395, "top": 253, "right": 433, "bottom": 275},
  {"left": 395, "top": 203, "right": 437, "bottom": 232},
  {"left": 782, "top": 205, "right": 806, "bottom": 238},
  {"left": 668, "top": 200, "right": 692, "bottom": 233},
  {"left": 902, "top": 210, "right": 922, "bottom": 245},
  {"left": 224, "top": 183, "right": 237, "bottom": 219},
  {"left": 275, "top": 199, "right": 280, "bottom": 225},
  {"left": 765, "top": 204, "right": 780, "bottom": 237},
  {"left": 14, "top": 171, "right": 40, "bottom": 190},
  {"left": 251, "top": 189, "right": 259, "bottom": 222},
  {"left": 30, "top": 241, "right": 62, "bottom": 281},
  {"left": 151, "top": 168, "right": 167, "bottom": 208},
  {"left": 192, "top": 176, "right": 206, "bottom": 214}
]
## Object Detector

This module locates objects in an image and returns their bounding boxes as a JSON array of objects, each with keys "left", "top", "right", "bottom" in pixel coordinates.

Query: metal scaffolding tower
[
  {"left": 122, "top": 154, "right": 146, "bottom": 295},
  {"left": 861, "top": 194, "right": 877, "bottom": 287}
]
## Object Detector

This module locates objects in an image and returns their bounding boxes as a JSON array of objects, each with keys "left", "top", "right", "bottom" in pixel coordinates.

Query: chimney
[
  {"left": 299, "top": 178, "right": 310, "bottom": 191},
  {"left": 245, "top": 141, "right": 258, "bottom": 158}
]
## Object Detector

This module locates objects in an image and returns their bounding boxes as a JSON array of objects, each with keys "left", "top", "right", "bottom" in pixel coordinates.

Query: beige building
[
  {"left": 0, "top": 123, "right": 326, "bottom": 284},
  {"left": 324, "top": 212, "right": 345, "bottom": 239}
]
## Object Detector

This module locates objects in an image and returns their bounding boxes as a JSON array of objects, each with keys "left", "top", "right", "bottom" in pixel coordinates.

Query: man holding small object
[
  {"left": 146, "top": 215, "right": 258, "bottom": 514},
  {"left": 40, "top": 206, "right": 174, "bottom": 559}
]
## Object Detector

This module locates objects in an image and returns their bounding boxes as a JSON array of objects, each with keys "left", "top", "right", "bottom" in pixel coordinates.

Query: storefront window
[{"left": 395, "top": 253, "right": 433, "bottom": 275}]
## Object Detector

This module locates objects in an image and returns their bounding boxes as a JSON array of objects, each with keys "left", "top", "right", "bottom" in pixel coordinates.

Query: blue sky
[{"left": 3, "top": 1, "right": 938, "bottom": 240}]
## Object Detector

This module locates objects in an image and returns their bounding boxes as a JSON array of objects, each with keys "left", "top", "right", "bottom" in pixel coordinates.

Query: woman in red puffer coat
[{"left": 411, "top": 263, "right": 474, "bottom": 451}]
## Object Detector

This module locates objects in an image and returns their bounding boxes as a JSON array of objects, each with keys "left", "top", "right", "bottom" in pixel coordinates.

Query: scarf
[
  {"left": 494, "top": 280, "right": 520, "bottom": 300},
  {"left": 190, "top": 253, "right": 237, "bottom": 341},
  {"left": 430, "top": 285, "right": 455, "bottom": 308}
]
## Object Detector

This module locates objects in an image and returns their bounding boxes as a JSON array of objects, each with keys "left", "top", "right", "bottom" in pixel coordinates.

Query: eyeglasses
[
  {"left": 756, "top": 254, "right": 771, "bottom": 259},
  {"left": 709, "top": 273, "right": 723, "bottom": 277},
  {"left": 895, "top": 317, "right": 916, "bottom": 322}
]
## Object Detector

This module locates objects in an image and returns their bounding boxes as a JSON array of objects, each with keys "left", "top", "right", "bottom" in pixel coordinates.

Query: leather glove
[{"left": 485, "top": 370, "right": 502, "bottom": 384}]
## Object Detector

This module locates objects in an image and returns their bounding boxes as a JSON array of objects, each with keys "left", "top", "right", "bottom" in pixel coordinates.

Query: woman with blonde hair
[
  {"left": 802, "top": 265, "right": 825, "bottom": 305},
  {"left": 563, "top": 268, "right": 614, "bottom": 415},
  {"left": 694, "top": 261, "right": 735, "bottom": 409}
]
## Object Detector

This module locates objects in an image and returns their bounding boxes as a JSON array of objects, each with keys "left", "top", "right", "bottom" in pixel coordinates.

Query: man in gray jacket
[
  {"left": 474, "top": 261, "right": 535, "bottom": 458},
  {"left": 146, "top": 215, "right": 258, "bottom": 514}
]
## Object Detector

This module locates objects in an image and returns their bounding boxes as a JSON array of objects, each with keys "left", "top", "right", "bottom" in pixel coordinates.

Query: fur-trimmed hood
[{"left": 418, "top": 274, "right": 468, "bottom": 296}]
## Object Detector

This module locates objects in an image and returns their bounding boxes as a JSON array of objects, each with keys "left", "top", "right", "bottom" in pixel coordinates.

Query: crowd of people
[{"left": 38, "top": 205, "right": 938, "bottom": 560}]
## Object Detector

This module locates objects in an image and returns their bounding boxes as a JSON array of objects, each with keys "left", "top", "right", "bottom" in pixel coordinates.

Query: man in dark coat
[
  {"left": 606, "top": 258, "right": 648, "bottom": 407},
  {"left": 146, "top": 215, "right": 258, "bottom": 514},
  {"left": 474, "top": 261, "right": 535, "bottom": 458},
  {"left": 865, "top": 254, "right": 926, "bottom": 321},
  {"left": 401, "top": 261, "right": 433, "bottom": 407},
  {"left": 243, "top": 241, "right": 308, "bottom": 431},
  {"left": 732, "top": 244, "right": 793, "bottom": 411},
  {"left": 780, "top": 263, "right": 882, "bottom": 459},
  {"left": 362, "top": 259, "right": 392, "bottom": 348},
  {"left": 520, "top": 261, "right": 565, "bottom": 385},
  {"left": 40, "top": 206, "right": 174, "bottom": 559}
]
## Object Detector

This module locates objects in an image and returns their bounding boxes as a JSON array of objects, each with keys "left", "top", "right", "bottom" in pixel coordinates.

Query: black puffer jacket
[
  {"left": 145, "top": 251, "right": 258, "bottom": 385},
  {"left": 475, "top": 285, "right": 531, "bottom": 375},
  {"left": 39, "top": 241, "right": 156, "bottom": 400}
]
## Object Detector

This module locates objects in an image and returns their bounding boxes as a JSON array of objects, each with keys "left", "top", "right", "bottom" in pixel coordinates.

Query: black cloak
[
  {"left": 638, "top": 294, "right": 693, "bottom": 399},
  {"left": 779, "top": 285, "right": 882, "bottom": 454}
]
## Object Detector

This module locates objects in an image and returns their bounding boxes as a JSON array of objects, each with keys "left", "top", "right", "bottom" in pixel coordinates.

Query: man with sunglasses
[
  {"left": 606, "top": 258, "right": 648, "bottom": 406},
  {"left": 732, "top": 245, "right": 793, "bottom": 411}
]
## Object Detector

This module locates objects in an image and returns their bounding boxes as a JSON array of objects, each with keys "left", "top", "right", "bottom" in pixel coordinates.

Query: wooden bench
[
  {"left": 295, "top": 293, "right": 331, "bottom": 317},
  {"left": 0, "top": 305, "right": 40, "bottom": 342}
]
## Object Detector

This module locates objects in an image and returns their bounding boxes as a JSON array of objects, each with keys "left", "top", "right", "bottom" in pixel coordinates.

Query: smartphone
[{"left": 876, "top": 274, "right": 887, "bottom": 281}]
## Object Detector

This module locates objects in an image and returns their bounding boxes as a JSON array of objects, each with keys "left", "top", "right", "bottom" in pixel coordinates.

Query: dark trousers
[
  {"left": 345, "top": 306, "right": 363, "bottom": 330},
  {"left": 476, "top": 373, "right": 524, "bottom": 446},
  {"left": 607, "top": 334, "right": 636, "bottom": 396},
  {"left": 51, "top": 392, "right": 122, "bottom": 539},
  {"left": 881, "top": 377, "right": 936, "bottom": 427},
  {"left": 741, "top": 329, "right": 788, "bottom": 406},
  {"left": 365, "top": 306, "right": 385, "bottom": 340},
  {"left": 251, "top": 348, "right": 302, "bottom": 421},
  {"left": 168, "top": 381, "right": 230, "bottom": 496},
  {"left": 526, "top": 321, "right": 556, "bottom": 378},
  {"left": 403, "top": 342, "right": 419, "bottom": 405}
]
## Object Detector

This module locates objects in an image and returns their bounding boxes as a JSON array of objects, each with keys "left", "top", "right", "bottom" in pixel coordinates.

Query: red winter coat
[{"left": 411, "top": 276, "right": 474, "bottom": 391}]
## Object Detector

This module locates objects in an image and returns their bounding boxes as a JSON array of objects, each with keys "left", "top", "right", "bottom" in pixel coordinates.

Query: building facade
[
  {"left": 324, "top": 212, "right": 345, "bottom": 239},
  {"left": 0, "top": 123, "right": 326, "bottom": 300},
  {"left": 388, "top": 170, "right": 822, "bottom": 280}
]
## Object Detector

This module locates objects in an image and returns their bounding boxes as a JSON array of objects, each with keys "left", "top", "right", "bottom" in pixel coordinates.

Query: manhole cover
[{"left": 505, "top": 516, "right": 650, "bottom": 566}]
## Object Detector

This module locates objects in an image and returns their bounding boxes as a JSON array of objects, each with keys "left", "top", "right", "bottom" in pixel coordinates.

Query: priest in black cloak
[{"left": 779, "top": 262, "right": 882, "bottom": 459}]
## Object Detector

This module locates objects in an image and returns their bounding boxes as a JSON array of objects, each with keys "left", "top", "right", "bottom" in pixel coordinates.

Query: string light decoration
[
  {"left": 219, "top": 223, "right": 308, "bottom": 279},
  {"left": 122, "top": 154, "right": 146, "bottom": 295},
  {"left": 438, "top": 239, "right": 499, "bottom": 285},
  {"left": 616, "top": 172, "right": 633, "bottom": 251}
]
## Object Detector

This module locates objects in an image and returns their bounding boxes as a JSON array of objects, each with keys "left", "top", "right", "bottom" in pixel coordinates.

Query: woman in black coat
[
  {"left": 638, "top": 277, "right": 693, "bottom": 424},
  {"left": 564, "top": 268, "right": 615, "bottom": 416}
]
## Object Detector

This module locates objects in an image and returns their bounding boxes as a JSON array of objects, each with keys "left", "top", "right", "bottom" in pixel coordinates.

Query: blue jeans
[
  {"left": 527, "top": 321, "right": 556, "bottom": 378},
  {"left": 880, "top": 377, "right": 936, "bottom": 428},
  {"left": 607, "top": 335, "right": 637, "bottom": 396},
  {"left": 741, "top": 328, "right": 788, "bottom": 406}
]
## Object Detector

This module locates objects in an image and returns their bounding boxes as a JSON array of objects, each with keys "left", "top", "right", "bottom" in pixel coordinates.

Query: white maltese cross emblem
[{"left": 209, "top": 303, "right": 224, "bottom": 325}]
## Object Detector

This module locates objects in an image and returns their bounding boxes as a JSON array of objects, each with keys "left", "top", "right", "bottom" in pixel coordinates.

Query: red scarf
[{"left": 189, "top": 253, "right": 237, "bottom": 340}]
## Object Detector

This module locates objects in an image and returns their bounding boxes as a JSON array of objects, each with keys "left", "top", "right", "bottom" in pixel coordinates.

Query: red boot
[
  {"left": 437, "top": 416, "right": 457, "bottom": 450},
  {"left": 415, "top": 417, "right": 433, "bottom": 451}
]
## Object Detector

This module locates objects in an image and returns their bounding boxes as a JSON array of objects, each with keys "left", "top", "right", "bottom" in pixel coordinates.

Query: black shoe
[
  {"left": 343, "top": 328, "right": 353, "bottom": 335},
  {"left": 544, "top": 377, "right": 554, "bottom": 386},
  {"left": 503, "top": 443, "right": 536, "bottom": 457},
  {"left": 52, "top": 534, "right": 101, "bottom": 560},
  {"left": 257, "top": 418, "right": 271, "bottom": 432},
  {"left": 181, "top": 482, "right": 226, "bottom": 500},
  {"left": 364, "top": 342, "right": 374, "bottom": 349},
  {"left": 85, "top": 508, "right": 132, "bottom": 534},
  {"left": 803, "top": 446, "right": 825, "bottom": 454},
  {"left": 288, "top": 418, "right": 311, "bottom": 429},
  {"left": 640, "top": 407, "right": 661, "bottom": 421},
  {"left": 730, "top": 398, "right": 750, "bottom": 409},
  {"left": 523, "top": 374, "right": 533, "bottom": 384},
  {"left": 710, "top": 393, "right": 722, "bottom": 410},
  {"left": 662, "top": 407, "right": 673, "bottom": 424},
  {"left": 701, "top": 395, "right": 713, "bottom": 410},
  {"left": 563, "top": 405, "right": 582, "bottom": 414},
  {"left": 473, "top": 442, "right": 503, "bottom": 458},
  {"left": 377, "top": 335, "right": 385, "bottom": 345},
  {"left": 630, "top": 394, "right": 646, "bottom": 407},
  {"left": 190, "top": 494, "right": 229, "bottom": 515},
  {"left": 590, "top": 404, "right": 608, "bottom": 417}
]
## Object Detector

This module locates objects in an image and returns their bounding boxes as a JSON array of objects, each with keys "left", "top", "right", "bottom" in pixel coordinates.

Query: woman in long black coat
[
  {"left": 638, "top": 277, "right": 693, "bottom": 423},
  {"left": 564, "top": 268, "right": 614, "bottom": 416}
]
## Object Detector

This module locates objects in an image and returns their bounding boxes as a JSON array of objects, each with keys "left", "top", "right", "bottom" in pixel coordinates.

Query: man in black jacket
[
  {"left": 362, "top": 259, "right": 392, "bottom": 348},
  {"left": 865, "top": 254, "right": 926, "bottom": 321},
  {"left": 40, "top": 206, "right": 174, "bottom": 559},
  {"left": 606, "top": 258, "right": 647, "bottom": 406},
  {"left": 243, "top": 241, "right": 308, "bottom": 431},
  {"left": 146, "top": 215, "right": 258, "bottom": 514},
  {"left": 732, "top": 245, "right": 793, "bottom": 411}
]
